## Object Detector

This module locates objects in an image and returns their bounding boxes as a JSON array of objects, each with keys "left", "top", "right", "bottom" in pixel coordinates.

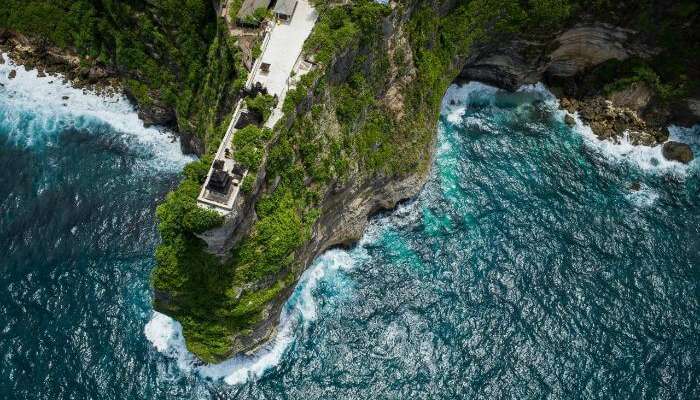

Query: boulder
[
  {"left": 138, "top": 103, "right": 175, "bottom": 128},
  {"left": 662, "top": 141, "right": 694, "bottom": 164},
  {"left": 0, "top": 54, "right": 4, "bottom": 64},
  {"left": 8, "top": 69, "right": 16, "bottom": 79},
  {"left": 564, "top": 114, "right": 576, "bottom": 126},
  {"left": 88, "top": 66, "right": 109, "bottom": 82}
]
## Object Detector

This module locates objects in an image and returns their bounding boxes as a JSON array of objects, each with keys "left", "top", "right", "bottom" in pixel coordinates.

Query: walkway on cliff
[{"left": 197, "top": 0, "right": 317, "bottom": 215}]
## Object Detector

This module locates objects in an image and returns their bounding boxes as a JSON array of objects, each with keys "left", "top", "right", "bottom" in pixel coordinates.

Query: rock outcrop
[
  {"left": 136, "top": 101, "right": 176, "bottom": 128},
  {"left": 458, "top": 23, "right": 656, "bottom": 91},
  {"left": 662, "top": 141, "right": 694, "bottom": 164},
  {"left": 560, "top": 96, "right": 668, "bottom": 145},
  {"left": 546, "top": 24, "right": 645, "bottom": 78},
  {"left": 0, "top": 32, "right": 119, "bottom": 94}
]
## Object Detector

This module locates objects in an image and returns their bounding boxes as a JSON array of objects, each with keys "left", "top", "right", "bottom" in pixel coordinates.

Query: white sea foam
[
  {"left": 441, "top": 82, "right": 498, "bottom": 120},
  {"left": 521, "top": 83, "right": 697, "bottom": 175},
  {"left": 144, "top": 248, "right": 358, "bottom": 385},
  {"left": 567, "top": 113, "right": 696, "bottom": 175},
  {"left": 0, "top": 53, "right": 192, "bottom": 170},
  {"left": 625, "top": 186, "right": 660, "bottom": 208},
  {"left": 443, "top": 80, "right": 697, "bottom": 175}
]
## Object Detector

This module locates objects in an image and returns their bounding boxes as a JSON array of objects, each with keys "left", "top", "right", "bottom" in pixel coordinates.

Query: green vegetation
[
  {"left": 597, "top": 60, "right": 687, "bottom": 102},
  {"left": 245, "top": 93, "right": 277, "bottom": 121},
  {"left": 241, "top": 173, "right": 256, "bottom": 193},
  {"left": 228, "top": 0, "right": 244, "bottom": 22},
  {"left": 1, "top": 0, "right": 246, "bottom": 150},
  {"left": 235, "top": 5, "right": 269, "bottom": 27},
  {"left": 232, "top": 125, "right": 272, "bottom": 170}
]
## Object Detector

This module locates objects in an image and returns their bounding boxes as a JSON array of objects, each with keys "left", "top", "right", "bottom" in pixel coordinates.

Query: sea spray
[{"left": 0, "top": 53, "right": 192, "bottom": 171}]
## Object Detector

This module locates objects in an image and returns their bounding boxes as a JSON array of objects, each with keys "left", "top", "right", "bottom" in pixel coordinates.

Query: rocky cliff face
[
  {"left": 458, "top": 21, "right": 698, "bottom": 162},
  {"left": 177, "top": 4, "right": 438, "bottom": 357}
]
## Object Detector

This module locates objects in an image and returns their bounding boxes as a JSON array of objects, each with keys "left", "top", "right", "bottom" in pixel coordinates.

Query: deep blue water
[{"left": 1, "top": 60, "right": 699, "bottom": 399}]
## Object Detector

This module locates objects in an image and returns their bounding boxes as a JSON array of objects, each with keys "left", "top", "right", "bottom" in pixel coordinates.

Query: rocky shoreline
[
  {"left": 560, "top": 95, "right": 694, "bottom": 164},
  {"left": 0, "top": 30, "right": 120, "bottom": 95},
  {"left": 0, "top": 30, "right": 188, "bottom": 148},
  {"left": 457, "top": 23, "right": 698, "bottom": 165}
]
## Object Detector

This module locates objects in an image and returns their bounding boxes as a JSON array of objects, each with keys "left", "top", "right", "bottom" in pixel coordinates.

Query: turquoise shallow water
[{"left": 1, "top": 60, "right": 699, "bottom": 398}]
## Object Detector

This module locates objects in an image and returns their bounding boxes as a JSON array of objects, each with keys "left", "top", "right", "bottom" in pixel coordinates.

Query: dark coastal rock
[
  {"left": 0, "top": 54, "right": 4, "bottom": 64},
  {"left": 8, "top": 69, "right": 16, "bottom": 79},
  {"left": 567, "top": 96, "right": 668, "bottom": 146},
  {"left": 138, "top": 103, "right": 176, "bottom": 128},
  {"left": 670, "top": 98, "right": 700, "bottom": 127},
  {"left": 629, "top": 182, "right": 641, "bottom": 191},
  {"left": 37, "top": 67, "right": 46, "bottom": 77},
  {"left": 662, "top": 141, "right": 694, "bottom": 164},
  {"left": 61, "top": 95, "right": 69, "bottom": 100},
  {"left": 457, "top": 41, "right": 541, "bottom": 91},
  {"left": 458, "top": 23, "right": 655, "bottom": 93},
  {"left": 608, "top": 82, "right": 653, "bottom": 113},
  {"left": 564, "top": 114, "right": 576, "bottom": 126},
  {"left": 179, "top": 132, "right": 205, "bottom": 156},
  {"left": 88, "top": 66, "right": 109, "bottom": 82}
]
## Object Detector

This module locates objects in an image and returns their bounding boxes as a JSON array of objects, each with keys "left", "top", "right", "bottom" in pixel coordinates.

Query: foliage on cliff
[{"left": 1, "top": 0, "right": 246, "bottom": 150}]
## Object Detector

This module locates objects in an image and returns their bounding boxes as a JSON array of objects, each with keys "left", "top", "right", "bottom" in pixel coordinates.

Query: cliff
[{"left": 151, "top": 0, "right": 699, "bottom": 363}]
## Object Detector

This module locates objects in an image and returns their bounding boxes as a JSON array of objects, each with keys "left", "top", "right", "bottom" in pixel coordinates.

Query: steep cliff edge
[
  {"left": 151, "top": 0, "right": 699, "bottom": 363},
  {"left": 152, "top": 0, "right": 466, "bottom": 362}
]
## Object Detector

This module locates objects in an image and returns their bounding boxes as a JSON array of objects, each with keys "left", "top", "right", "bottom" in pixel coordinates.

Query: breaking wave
[
  {"left": 0, "top": 53, "right": 192, "bottom": 171},
  {"left": 441, "top": 82, "right": 697, "bottom": 177},
  {"left": 145, "top": 247, "right": 362, "bottom": 385}
]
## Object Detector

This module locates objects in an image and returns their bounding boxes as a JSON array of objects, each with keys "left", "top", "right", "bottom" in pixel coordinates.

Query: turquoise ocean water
[{"left": 1, "top": 56, "right": 698, "bottom": 399}]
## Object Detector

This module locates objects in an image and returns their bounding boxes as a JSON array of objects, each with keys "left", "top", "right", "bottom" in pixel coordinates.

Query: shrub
[
  {"left": 241, "top": 173, "right": 256, "bottom": 193},
  {"left": 232, "top": 125, "right": 272, "bottom": 170},
  {"left": 245, "top": 93, "right": 277, "bottom": 121}
]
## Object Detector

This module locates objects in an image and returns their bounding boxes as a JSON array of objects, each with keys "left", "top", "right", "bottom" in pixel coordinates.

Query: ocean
[{"left": 1, "top": 56, "right": 698, "bottom": 399}]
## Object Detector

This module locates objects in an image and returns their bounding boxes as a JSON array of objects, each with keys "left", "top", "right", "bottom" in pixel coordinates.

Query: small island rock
[
  {"left": 662, "top": 141, "right": 694, "bottom": 164},
  {"left": 564, "top": 114, "right": 576, "bottom": 126}
]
